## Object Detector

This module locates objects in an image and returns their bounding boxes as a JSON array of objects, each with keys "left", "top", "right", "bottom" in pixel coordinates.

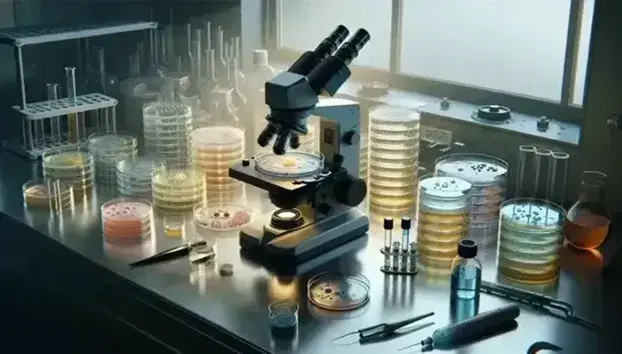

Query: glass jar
[{"left": 565, "top": 170, "right": 611, "bottom": 250}]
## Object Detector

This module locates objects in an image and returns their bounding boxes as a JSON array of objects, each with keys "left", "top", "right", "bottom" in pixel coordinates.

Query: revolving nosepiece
[{"left": 335, "top": 28, "right": 370, "bottom": 65}]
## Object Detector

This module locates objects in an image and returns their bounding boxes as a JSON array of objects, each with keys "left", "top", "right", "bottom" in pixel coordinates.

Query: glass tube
[
  {"left": 416, "top": 173, "right": 472, "bottom": 274},
  {"left": 65, "top": 67, "right": 79, "bottom": 143},
  {"left": 498, "top": 198, "right": 565, "bottom": 284},
  {"left": 533, "top": 149, "right": 553, "bottom": 199},
  {"left": 515, "top": 145, "right": 536, "bottom": 198},
  {"left": 46, "top": 83, "right": 62, "bottom": 144},
  {"left": 548, "top": 152, "right": 570, "bottom": 207}
]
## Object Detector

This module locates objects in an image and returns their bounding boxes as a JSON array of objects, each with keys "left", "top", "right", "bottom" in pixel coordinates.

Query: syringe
[{"left": 398, "top": 304, "right": 520, "bottom": 352}]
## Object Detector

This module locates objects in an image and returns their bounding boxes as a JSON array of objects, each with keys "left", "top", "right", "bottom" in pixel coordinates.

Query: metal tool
[
  {"left": 398, "top": 304, "right": 520, "bottom": 352},
  {"left": 527, "top": 341, "right": 562, "bottom": 354},
  {"left": 333, "top": 311, "right": 434, "bottom": 342},
  {"left": 230, "top": 25, "right": 371, "bottom": 265},
  {"left": 480, "top": 280, "right": 601, "bottom": 331},
  {"left": 129, "top": 241, "right": 207, "bottom": 267}
]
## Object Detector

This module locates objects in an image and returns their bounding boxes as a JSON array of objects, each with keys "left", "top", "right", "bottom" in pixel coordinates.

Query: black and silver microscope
[{"left": 229, "top": 25, "right": 371, "bottom": 265}]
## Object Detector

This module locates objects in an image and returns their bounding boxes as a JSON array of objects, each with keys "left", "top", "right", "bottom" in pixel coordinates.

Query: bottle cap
[
  {"left": 253, "top": 49, "right": 269, "bottom": 66},
  {"left": 383, "top": 217, "right": 393, "bottom": 230},
  {"left": 457, "top": 239, "right": 478, "bottom": 258},
  {"left": 401, "top": 216, "right": 411, "bottom": 230}
]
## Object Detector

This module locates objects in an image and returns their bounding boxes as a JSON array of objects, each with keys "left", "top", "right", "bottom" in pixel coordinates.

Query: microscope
[{"left": 229, "top": 25, "right": 371, "bottom": 264}]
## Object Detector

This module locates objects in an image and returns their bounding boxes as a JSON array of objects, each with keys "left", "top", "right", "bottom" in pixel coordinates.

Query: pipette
[{"left": 398, "top": 304, "right": 520, "bottom": 352}]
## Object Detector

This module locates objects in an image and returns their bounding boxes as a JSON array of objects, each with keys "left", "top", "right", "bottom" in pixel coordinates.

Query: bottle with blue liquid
[{"left": 450, "top": 239, "right": 482, "bottom": 302}]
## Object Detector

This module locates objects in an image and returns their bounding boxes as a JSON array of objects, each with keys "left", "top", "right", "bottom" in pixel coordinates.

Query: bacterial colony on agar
[
  {"left": 254, "top": 151, "right": 324, "bottom": 178},
  {"left": 42, "top": 147, "right": 94, "bottom": 200},
  {"left": 101, "top": 197, "right": 153, "bottom": 244},
  {"left": 88, "top": 132, "right": 138, "bottom": 186},
  {"left": 307, "top": 272, "right": 371, "bottom": 311},
  {"left": 498, "top": 198, "right": 566, "bottom": 284},
  {"left": 435, "top": 153, "right": 508, "bottom": 245},
  {"left": 190, "top": 126, "right": 245, "bottom": 205},
  {"left": 416, "top": 175, "right": 472, "bottom": 274},
  {"left": 368, "top": 105, "right": 420, "bottom": 224}
]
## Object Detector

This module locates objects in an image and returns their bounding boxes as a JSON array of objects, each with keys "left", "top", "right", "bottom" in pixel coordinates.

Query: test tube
[
  {"left": 159, "top": 28, "right": 167, "bottom": 65},
  {"left": 383, "top": 218, "right": 393, "bottom": 250},
  {"left": 192, "top": 29, "right": 203, "bottom": 81},
  {"left": 65, "top": 67, "right": 79, "bottom": 143},
  {"left": 515, "top": 145, "right": 536, "bottom": 198},
  {"left": 46, "top": 83, "right": 61, "bottom": 144},
  {"left": 401, "top": 217, "right": 411, "bottom": 252},
  {"left": 392, "top": 241, "right": 400, "bottom": 272},
  {"left": 409, "top": 242, "right": 418, "bottom": 273},
  {"left": 534, "top": 148, "right": 552, "bottom": 199},
  {"left": 548, "top": 152, "right": 570, "bottom": 207},
  {"left": 185, "top": 22, "right": 192, "bottom": 55},
  {"left": 203, "top": 20, "right": 212, "bottom": 52},
  {"left": 216, "top": 27, "right": 226, "bottom": 76}
]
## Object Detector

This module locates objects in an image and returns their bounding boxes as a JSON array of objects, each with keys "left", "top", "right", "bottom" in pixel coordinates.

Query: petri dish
[
  {"left": 101, "top": 197, "right": 153, "bottom": 243},
  {"left": 417, "top": 174, "right": 471, "bottom": 268},
  {"left": 307, "top": 272, "right": 370, "bottom": 311},
  {"left": 194, "top": 203, "right": 253, "bottom": 232},
  {"left": 255, "top": 151, "right": 324, "bottom": 178},
  {"left": 368, "top": 105, "right": 420, "bottom": 222},
  {"left": 497, "top": 198, "right": 565, "bottom": 284},
  {"left": 116, "top": 155, "right": 163, "bottom": 198},
  {"left": 22, "top": 179, "right": 74, "bottom": 210},
  {"left": 42, "top": 146, "right": 94, "bottom": 198},
  {"left": 89, "top": 132, "right": 138, "bottom": 185},
  {"left": 152, "top": 166, "right": 205, "bottom": 213},
  {"left": 143, "top": 101, "right": 193, "bottom": 168}
]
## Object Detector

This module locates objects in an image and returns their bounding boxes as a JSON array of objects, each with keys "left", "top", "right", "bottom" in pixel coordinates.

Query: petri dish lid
[
  {"left": 117, "top": 156, "right": 163, "bottom": 176},
  {"left": 143, "top": 101, "right": 192, "bottom": 118},
  {"left": 190, "top": 126, "right": 245, "bottom": 148},
  {"left": 255, "top": 151, "right": 324, "bottom": 178},
  {"left": 370, "top": 105, "right": 420, "bottom": 124},
  {"left": 500, "top": 198, "right": 565, "bottom": 232},
  {"left": 420, "top": 176, "right": 472, "bottom": 199},
  {"left": 101, "top": 197, "right": 152, "bottom": 221},
  {"left": 194, "top": 204, "right": 252, "bottom": 231},
  {"left": 89, "top": 132, "right": 137, "bottom": 151},
  {"left": 152, "top": 167, "right": 204, "bottom": 188},
  {"left": 43, "top": 150, "right": 92, "bottom": 169},
  {"left": 435, "top": 153, "right": 508, "bottom": 185},
  {"left": 307, "top": 272, "right": 371, "bottom": 311}
]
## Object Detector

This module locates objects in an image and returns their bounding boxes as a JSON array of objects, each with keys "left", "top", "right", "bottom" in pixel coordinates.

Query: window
[
  {"left": 271, "top": 0, "right": 595, "bottom": 114},
  {"left": 278, "top": 0, "right": 392, "bottom": 69}
]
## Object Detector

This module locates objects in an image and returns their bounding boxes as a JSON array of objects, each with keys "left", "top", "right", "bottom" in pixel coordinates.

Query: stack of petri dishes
[
  {"left": 22, "top": 179, "right": 74, "bottom": 211},
  {"left": 190, "top": 126, "right": 245, "bottom": 205},
  {"left": 368, "top": 105, "right": 420, "bottom": 223},
  {"left": 152, "top": 166, "right": 205, "bottom": 213},
  {"left": 359, "top": 133, "right": 368, "bottom": 181},
  {"left": 116, "top": 156, "right": 163, "bottom": 199},
  {"left": 88, "top": 132, "right": 138, "bottom": 185},
  {"left": 42, "top": 146, "right": 94, "bottom": 200},
  {"left": 101, "top": 197, "right": 153, "bottom": 244},
  {"left": 417, "top": 174, "right": 472, "bottom": 274},
  {"left": 142, "top": 100, "right": 193, "bottom": 169},
  {"left": 497, "top": 198, "right": 565, "bottom": 284},
  {"left": 435, "top": 153, "right": 508, "bottom": 246}
]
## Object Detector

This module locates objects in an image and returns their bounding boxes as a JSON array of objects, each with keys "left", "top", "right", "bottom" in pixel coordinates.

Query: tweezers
[
  {"left": 129, "top": 241, "right": 207, "bottom": 268},
  {"left": 333, "top": 311, "right": 435, "bottom": 342},
  {"left": 481, "top": 280, "right": 601, "bottom": 332}
]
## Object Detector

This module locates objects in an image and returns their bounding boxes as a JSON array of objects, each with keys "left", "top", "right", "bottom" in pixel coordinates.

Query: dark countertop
[{"left": 0, "top": 152, "right": 607, "bottom": 353}]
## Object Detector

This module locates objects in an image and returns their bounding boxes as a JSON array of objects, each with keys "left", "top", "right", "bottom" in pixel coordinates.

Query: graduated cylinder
[{"left": 416, "top": 174, "right": 472, "bottom": 274}]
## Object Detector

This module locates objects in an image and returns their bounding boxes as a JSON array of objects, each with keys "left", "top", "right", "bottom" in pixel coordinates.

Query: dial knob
[
  {"left": 342, "top": 130, "right": 360, "bottom": 145},
  {"left": 334, "top": 176, "right": 367, "bottom": 207}
]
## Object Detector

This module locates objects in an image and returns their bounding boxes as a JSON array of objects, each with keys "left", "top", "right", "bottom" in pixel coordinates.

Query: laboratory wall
[{"left": 0, "top": 0, "right": 242, "bottom": 142}]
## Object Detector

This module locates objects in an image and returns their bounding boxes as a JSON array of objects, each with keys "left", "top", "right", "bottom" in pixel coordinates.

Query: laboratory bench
[{"left": 0, "top": 151, "right": 610, "bottom": 353}]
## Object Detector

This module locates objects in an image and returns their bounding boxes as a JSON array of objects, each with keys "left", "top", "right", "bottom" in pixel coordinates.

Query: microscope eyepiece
[
  {"left": 334, "top": 28, "right": 371, "bottom": 65},
  {"left": 287, "top": 25, "right": 350, "bottom": 75}
]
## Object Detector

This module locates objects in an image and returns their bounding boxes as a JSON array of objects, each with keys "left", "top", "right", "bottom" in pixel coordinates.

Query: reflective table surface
[{"left": 0, "top": 153, "right": 607, "bottom": 353}]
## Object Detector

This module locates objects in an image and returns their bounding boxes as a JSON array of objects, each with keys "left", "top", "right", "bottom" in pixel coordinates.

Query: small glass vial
[
  {"left": 383, "top": 218, "right": 393, "bottom": 269},
  {"left": 450, "top": 239, "right": 482, "bottom": 302},
  {"left": 408, "top": 241, "right": 418, "bottom": 273},
  {"left": 392, "top": 241, "right": 401, "bottom": 272}
]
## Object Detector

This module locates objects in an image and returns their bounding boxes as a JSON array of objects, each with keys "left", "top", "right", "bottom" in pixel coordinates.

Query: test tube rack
[
  {"left": 380, "top": 217, "right": 419, "bottom": 275},
  {"left": 0, "top": 21, "right": 158, "bottom": 159}
]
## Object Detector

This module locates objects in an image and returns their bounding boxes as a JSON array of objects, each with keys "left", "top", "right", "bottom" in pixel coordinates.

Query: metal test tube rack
[{"left": 0, "top": 21, "right": 158, "bottom": 159}]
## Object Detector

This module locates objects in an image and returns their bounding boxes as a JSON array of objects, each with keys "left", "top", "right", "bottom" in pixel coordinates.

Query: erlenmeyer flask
[{"left": 565, "top": 170, "right": 611, "bottom": 250}]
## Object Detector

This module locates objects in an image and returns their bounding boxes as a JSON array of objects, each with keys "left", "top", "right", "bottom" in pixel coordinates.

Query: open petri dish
[
  {"left": 194, "top": 203, "right": 252, "bottom": 232},
  {"left": 307, "top": 272, "right": 371, "bottom": 311},
  {"left": 22, "top": 179, "right": 74, "bottom": 210},
  {"left": 101, "top": 197, "right": 153, "bottom": 243},
  {"left": 255, "top": 150, "right": 324, "bottom": 178}
]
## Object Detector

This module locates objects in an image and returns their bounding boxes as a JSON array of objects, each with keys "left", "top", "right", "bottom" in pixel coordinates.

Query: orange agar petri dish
[
  {"left": 101, "top": 197, "right": 153, "bottom": 242},
  {"left": 22, "top": 179, "right": 74, "bottom": 210}
]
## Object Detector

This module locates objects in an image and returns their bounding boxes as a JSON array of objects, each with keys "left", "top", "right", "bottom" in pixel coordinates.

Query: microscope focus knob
[
  {"left": 342, "top": 130, "right": 360, "bottom": 145},
  {"left": 334, "top": 176, "right": 367, "bottom": 207}
]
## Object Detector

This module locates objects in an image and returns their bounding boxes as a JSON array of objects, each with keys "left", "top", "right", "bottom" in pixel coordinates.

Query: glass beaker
[{"left": 565, "top": 170, "right": 611, "bottom": 250}]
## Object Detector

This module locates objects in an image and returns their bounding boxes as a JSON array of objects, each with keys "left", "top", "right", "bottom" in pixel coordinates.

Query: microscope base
[{"left": 239, "top": 208, "right": 369, "bottom": 264}]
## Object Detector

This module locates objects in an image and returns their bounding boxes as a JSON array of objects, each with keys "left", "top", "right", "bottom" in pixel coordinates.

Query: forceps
[{"left": 333, "top": 311, "right": 435, "bottom": 343}]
